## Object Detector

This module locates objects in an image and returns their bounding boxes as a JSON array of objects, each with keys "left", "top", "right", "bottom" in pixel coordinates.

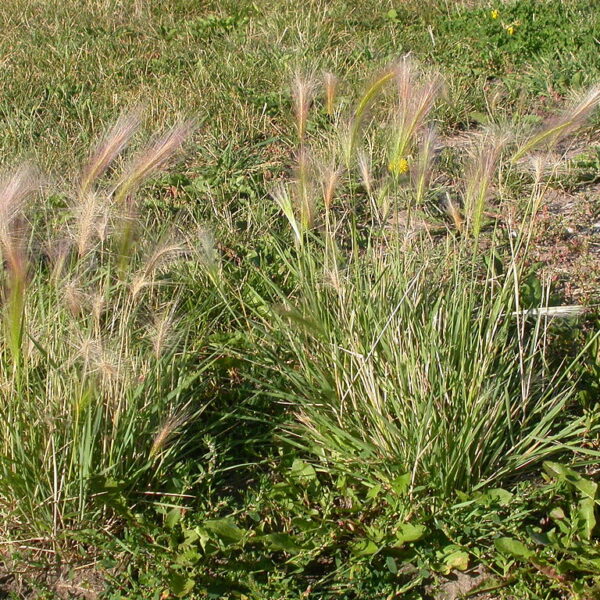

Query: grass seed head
[
  {"left": 294, "top": 148, "right": 316, "bottom": 231},
  {"left": 323, "top": 71, "right": 338, "bottom": 117},
  {"left": 390, "top": 59, "right": 442, "bottom": 168},
  {"left": 91, "top": 291, "right": 106, "bottom": 328},
  {"left": 130, "top": 238, "right": 186, "bottom": 300},
  {"left": 0, "top": 166, "right": 38, "bottom": 275},
  {"left": 63, "top": 279, "right": 85, "bottom": 318},
  {"left": 150, "top": 407, "right": 192, "bottom": 459},
  {"left": 464, "top": 131, "right": 507, "bottom": 237},
  {"left": 357, "top": 149, "right": 373, "bottom": 195},
  {"left": 320, "top": 163, "right": 342, "bottom": 210},
  {"left": 346, "top": 62, "right": 398, "bottom": 161},
  {"left": 149, "top": 304, "right": 179, "bottom": 359},
  {"left": 292, "top": 73, "right": 316, "bottom": 143},
  {"left": 73, "top": 191, "right": 103, "bottom": 257},
  {"left": 117, "top": 120, "right": 195, "bottom": 204},
  {"left": 512, "top": 85, "right": 600, "bottom": 161},
  {"left": 272, "top": 183, "right": 302, "bottom": 243},
  {"left": 444, "top": 191, "right": 464, "bottom": 233},
  {"left": 412, "top": 127, "right": 438, "bottom": 205},
  {"left": 80, "top": 111, "right": 141, "bottom": 195}
]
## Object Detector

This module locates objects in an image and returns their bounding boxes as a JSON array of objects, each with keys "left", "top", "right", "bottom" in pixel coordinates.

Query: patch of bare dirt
[
  {"left": 426, "top": 566, "right": 497, "bottom": 600},
  {"left": 531, "top": 182, "right": 600, "bottom": 303},
  {"left": 0, "top": 553, "right": 106, "bottom": 599}
]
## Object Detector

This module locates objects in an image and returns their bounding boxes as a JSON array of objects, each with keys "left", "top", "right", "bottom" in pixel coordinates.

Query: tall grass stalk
[
  {"left": 463, "top": 133, "right": 506, "bottom": 238},
  {"left": 292, "top": 73, "right": 315, "bottom": 145},
  {"left": 388, "top": 58, "right": 441, "bottom": 176},
  {"left": 0, "top": 167, "right": 38, "bottom": 376},
  {"left": 345, "top": 65, "right": 397, "bottom": 164},
  {"left": 412, "top": 127, "right": 437, "bottom": 207},
  {"left": 114, "top": 120, "right": 193, "bottom": 268},
  {"left": 511, "top": 85, "right": 600, "bottom": 162}
]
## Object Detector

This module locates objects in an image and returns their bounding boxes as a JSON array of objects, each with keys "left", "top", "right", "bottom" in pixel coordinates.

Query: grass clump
[
  {"left": 252, "top": 238, "right": 597, "bottom": 495},
  {"left": 0, "top": 115, "right": 216, "bottom": 541},
  {"left": 239, "top": 62, "right": 600, "bottom": 499}
]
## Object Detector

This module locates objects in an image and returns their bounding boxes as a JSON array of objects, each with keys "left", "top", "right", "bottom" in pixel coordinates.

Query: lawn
[{"left": 0, "top": 0, "right": 600, "bottom": 598}]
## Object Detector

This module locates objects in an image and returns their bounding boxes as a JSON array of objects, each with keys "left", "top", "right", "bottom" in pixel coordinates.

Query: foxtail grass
[
  {"left": 323, "top": 72, "right": 338, "bottom": 117},
  {"left": 345, "top": 64, "right": 397, "bottom": 163},
  {"left": 292, "top": 73, "right": 316, "bottom": 144},
  {"left": 511, "top": 85, "right": 600, "bottom": 162},
  {"left": 463, "top": 132, "right": 507, "bottom": 238},
  {"left": 0, "top": 167, "right": 39, "bottom": 374},
  {"left": 0, "top": 115, "right": 215, "bottom": 541},
  {"left": 257, "top": 65, "right": 600, "bottom": 498},
  {"left": 412, "top": 127, "right": 437, "bottom": 207},
  {"left": 388, "top": 58, "right": 442, "bottom": 177}
]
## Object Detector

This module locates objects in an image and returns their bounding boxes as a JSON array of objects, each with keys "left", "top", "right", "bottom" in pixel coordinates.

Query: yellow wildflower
[
  {"left": 490, "top": 9, "right": 499, "bottom": 19},
  {"left": 388, "top": 156, "right": 409, "bottom": 176},
  {"left": 506, "top": 24, "right": 515, "bottom": 35}
]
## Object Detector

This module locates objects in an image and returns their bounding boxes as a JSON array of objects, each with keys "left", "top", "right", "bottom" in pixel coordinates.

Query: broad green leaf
[
  {"left": 290, "top": 459, "right": 317, "bottom": 485},
  {"left": 443, "top": 550, "right": 469, "bottom": 574},
  {"left": 391, "top": 474, "right": 411, "bottom": 495},
  {"left": 369, "top": 527, "right": 385, "bottom": 543},
  {"left": 204, "top": 518, "right": 245, "bottom": 543},
  {"left": 386, "top": 555, "right": 398, "bottom": 574},
  {"left": 556, "top": 559, "right": 598, "bottom": 574},
  {"left": 194, "top": 526, "right": 211, "bottom": 551},
  {"left": 395, "top": 523, "right": 425, "bottom": 546},
  {"left": 175, "top": 548, "right": 201, "bottom": 566},
  {"left": 475, "top": 488, "right": 513, "bottom": 507},
  {"left": 543, "top": 462, "right": 597, "bottom": 499},
  {"left": 259, "top": 533, "right": 302, "bottom": 554},
  {"left": 168, "top": 572, "right": 195, "bottom": 597},
  {"left": 578, "top": 497, "right": 596, "bottom": 540},
  {"left": 351, "top": 539, "right": 379, "bottom": 556},
  {"left": 574, "top": 478, "right": 598, "bottom": 501},
  {"left": 181, "top": 528, "right": 199, "bottom": 547},
  {"left": 494, "top": 537, "right": 533, "bottom": 561},
  {"left": 366, "top": 483, "right": 382, "bottom": 500},
  {"left": 165, "top": 507, "right": 182, "bottom": 530},
  {"left": 292, "top": 517, "right": 313, "bottom": 532},
  {"left": 530, "top": 531, "right": 550, "bottom": 546},
  {"left": 543, "top": 461, "right": 572, "bottom": 480}
]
